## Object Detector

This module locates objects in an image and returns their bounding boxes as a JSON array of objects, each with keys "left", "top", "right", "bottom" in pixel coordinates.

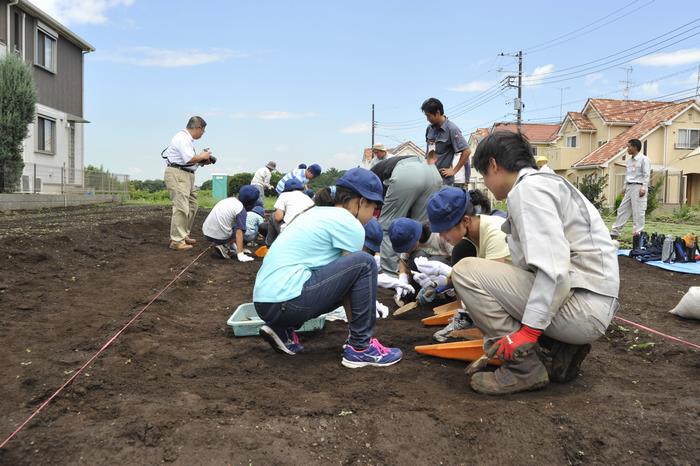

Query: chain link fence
[{"left": 1, "top": 162, "right": 129, "bottom": 195}]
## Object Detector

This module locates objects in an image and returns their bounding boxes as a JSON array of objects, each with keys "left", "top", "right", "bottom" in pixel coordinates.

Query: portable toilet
[{"left": 211, "top": 174, "right": 228, "bottom": 201}]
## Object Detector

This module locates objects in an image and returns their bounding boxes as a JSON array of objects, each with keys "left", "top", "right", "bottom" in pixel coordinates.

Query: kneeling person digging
[
  {"left": 455, "top": 131, "right": 619, "bottom": 395},
  {"left": 202, "top": 185, "right": 258, "bottom": 262}
]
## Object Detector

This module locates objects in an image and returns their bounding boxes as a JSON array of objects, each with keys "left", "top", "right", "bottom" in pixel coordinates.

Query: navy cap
[
  {"left": 298, "top": 163, "right": 307, "bottom": 169},
  {"left": 363, "top": 218, "right": 383, "bottom": 254},
  {"left": 427, "top": 188, "right": 470, "bottom": 232},
  {"left": 304, "top": 188, "right": 315, "bottom": 198},
  {"left": 336, "top": 167, "right": 384, "bottom": 205},
  {"left": 238, "top": 184, "right": 260, "bottom": 207},
  {"left": 308, "top": 164, "right": 322, "bottom": 177},
  {"left": 284, "top": 178, "right": 304, "bottom": 192},
  {"left": 389, "top": 218, "right": 422, "bottom": 253},
  {"left": 251, "top": 205, "right": 265, "bottom": 217}
]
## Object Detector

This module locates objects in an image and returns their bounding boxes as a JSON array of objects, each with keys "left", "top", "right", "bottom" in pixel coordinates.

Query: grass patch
[{"left": 126, "top": 189, "right": 278, "bottom": 210}]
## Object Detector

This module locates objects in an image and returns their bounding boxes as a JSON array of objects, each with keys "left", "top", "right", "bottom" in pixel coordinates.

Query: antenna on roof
[{"left": 620, "top": 66, "right": 633, "bottom": 100}]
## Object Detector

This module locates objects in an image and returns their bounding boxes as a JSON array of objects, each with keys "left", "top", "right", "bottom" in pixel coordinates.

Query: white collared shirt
[
  {"left": 625, "top": 153, "right": 651, "bottom": 190},
  {"left": 164, "top": 130, "right": 197, "bottom": 171},
  {"left": 504, "top": 168, "right": 619, "bottom": 330},
  {"left": 252, "top": 167, "right": 272, "bottom": 188}
]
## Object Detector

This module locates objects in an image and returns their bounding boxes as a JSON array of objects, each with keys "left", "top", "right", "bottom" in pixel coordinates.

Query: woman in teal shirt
[{"left": 253, "top": 168, "right": 402, "bottom": 368}]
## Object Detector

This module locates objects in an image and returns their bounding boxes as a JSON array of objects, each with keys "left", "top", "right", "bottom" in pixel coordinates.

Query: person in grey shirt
[
  {"left": 449, "top": 131, "right": 619, "bottom": 396},
  {"left": 610, "top": 139, "right": 651, "bottom": 239},
  {"left": 422, "top": 98, "right": 470, "bottom": 185}
]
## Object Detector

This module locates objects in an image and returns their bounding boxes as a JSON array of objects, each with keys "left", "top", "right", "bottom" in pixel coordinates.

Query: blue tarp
[{"left": 618, "top": 249, "right": 700, "bottom": 275}]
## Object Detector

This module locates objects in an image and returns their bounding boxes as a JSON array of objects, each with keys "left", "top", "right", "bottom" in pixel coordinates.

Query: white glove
[
  {"left": 395, "top": 273, "right": 415, "bottom": 296},
  {"left": 377, "top": 272, "right": 399, "bottom": 289},
  {"left": 412, "top": 271, "right": 448, "bottom": 289},
  {"left": 375, "top": 301, "right": 389, "bottom": 319},
  {"left": 414, "top": 257, "right": 452, "bottom": 277},
  {"left": 373, "top": 254, "right": 381, "bottom": 269},
  {"left": 377, "top": 273, "right": 415, "bottom": 300},
  {"left": 237, "top": 252, "right": 254, "bottom": 263}
]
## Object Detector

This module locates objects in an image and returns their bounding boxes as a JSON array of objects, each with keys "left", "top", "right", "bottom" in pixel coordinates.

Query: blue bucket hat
[
  {"left": 238, "top": 185, "right": 260, "bottom": 207},
  {"left": 251, "top": 205, "right": 265, "bottom": 217},
  {"left": 336, "top": 168, "right": 384, "bottom": 205},
  {"left": 389, "top": 218, "right": 422, "bottom": 253},
  {"left": 284, "top": 178, "right": 304, "bottom": 192},
  {"left": 363, "top": 218, "right": 383, "bottom": 254},
  {"left": 427, "top": 187, "right": 471, "bottom": 233},
  {"left": 308, "top": 163, "right": 322, "bottom": 177}
]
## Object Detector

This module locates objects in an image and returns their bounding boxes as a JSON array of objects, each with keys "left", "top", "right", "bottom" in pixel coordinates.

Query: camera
[{"left": 203, "top": 148, "right": 217, "bottom": 164}]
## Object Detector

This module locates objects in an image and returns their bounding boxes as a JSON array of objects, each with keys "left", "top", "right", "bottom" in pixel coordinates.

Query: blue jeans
[{"left": 254, "top": 252, "right": 377, "bottom": 349}]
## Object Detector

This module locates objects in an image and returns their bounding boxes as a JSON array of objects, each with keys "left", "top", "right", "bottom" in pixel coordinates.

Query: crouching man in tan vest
[{"left": 452, "top": 131, "right": 619, "bottom": 395}]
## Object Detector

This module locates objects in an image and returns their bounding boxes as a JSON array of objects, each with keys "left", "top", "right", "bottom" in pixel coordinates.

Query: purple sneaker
[
  {"left": 341, "top": 338, "right": 402, "bottom": 368},
  {"left": 260, "top": 325, "right": 304, "bottom": 355}
]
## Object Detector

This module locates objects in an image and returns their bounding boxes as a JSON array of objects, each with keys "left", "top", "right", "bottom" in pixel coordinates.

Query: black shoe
[{"left": 538, "top": 336, "right": 591, "bottom": 383}]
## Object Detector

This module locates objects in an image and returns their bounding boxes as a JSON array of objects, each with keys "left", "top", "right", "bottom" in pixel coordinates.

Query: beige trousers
[
  {"left": 451, "top": 258, "right": 618, "bottom": 345},
  {"left": 611, "top": 183, "right": 647, "bottom": 235},
  {"left": 164, "top": 167, "right": 198, "bottom": 243}
]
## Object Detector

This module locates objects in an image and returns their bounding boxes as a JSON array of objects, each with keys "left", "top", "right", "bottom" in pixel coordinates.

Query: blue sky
[{"left": 33, "top": 0, "right": 700, "bottom": 183}]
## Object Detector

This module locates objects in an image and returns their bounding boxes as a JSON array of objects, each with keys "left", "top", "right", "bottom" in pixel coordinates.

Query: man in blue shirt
[{"left": 423, "top": 98, "right": 470, "bottom": 186}]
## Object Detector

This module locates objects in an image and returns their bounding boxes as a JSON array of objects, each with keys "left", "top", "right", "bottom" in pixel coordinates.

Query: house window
[
  {"left": 37, "top": 116, "right": 56, "bottom": 154},
  {"left": 677, "top": 129, "right": 700, "bottom": 149},
  {"left": 13, "top": 12, "right": 21, "bottom": 53},
  {"left": 598, "top": 140, "right": 607, "bottom": 147},
  {"left": 531, "top": 146, "right": 538, "bottom": 156},
  {"left": 35, "top": 28, "right": 57, "bottom": 72},
  {"left": 566, "top": 136, "right": 577, "bottom": 148},
  {"left": 643, "top": 140, "right": 648, "bottom": 155}
]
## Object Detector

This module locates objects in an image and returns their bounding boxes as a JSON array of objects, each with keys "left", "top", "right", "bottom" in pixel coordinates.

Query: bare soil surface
[{"left": 0, "top": 204, "right": 698, "bottom": 465}]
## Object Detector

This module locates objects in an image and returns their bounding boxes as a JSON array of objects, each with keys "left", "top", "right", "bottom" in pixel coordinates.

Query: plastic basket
[{"left": 226, "top": 302, "right": 326, "bottom": 337}]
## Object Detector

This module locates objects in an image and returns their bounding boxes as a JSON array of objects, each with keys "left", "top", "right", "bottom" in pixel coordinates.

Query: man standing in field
[
  {"left": 423, "top": 98, "right": 471, "bottom": 186},
  {"left": 252, "top": 161, "right": 277, "bottom": 202},
  {"left": 610, "top": 139, "right": 650, "bottom": 239}
]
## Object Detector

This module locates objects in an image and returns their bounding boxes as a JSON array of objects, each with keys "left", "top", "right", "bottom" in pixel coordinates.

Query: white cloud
[
  {"left": 448, "top": 80, "right": 495, "bottom": 93},
  {"left": 524, "top": 64, "right": 554, "bottom": 87},
  {"left": 328, "top": 152, "right": 361, "bottom": 169},
  {"left": 31, "top": 0, "right": 134, "bottom": 25},
  {"left": 635, "top": 48, "right": 700, "bottom": 67},
  {"left": 98, "top": 47, "right": 244, "bottom": 67},
  {"left": 340, "top": 123, "right": 370, "bottom": 134},
  {"left": 584, "top": 72, "right": 604, "bottom": 87},
  {"left": 638, "top": 82, "right": 660, "bottom": 96},
  {"left": 228, "top": 111, "right": 316, "bottom": 120}
]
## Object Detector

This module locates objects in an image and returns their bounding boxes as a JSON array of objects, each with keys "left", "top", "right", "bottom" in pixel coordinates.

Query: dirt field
[{"left": 0, "top": 204, "right": 698, "bottom": 465}]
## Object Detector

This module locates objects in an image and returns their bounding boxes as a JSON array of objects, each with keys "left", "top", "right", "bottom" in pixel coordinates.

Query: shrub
[
  {"left": 227, "top": 172, "right": 254, "bottom": 195},
  {"left": 0, "top": 54, "right": 37, "bottom": 192},
  {"left": 575, "top": 173, "right": 608, "bottom": 210}
]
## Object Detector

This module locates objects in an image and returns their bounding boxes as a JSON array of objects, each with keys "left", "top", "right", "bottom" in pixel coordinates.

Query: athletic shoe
[
  {"left": 341, "top": 338, "right": 402, "bottom": 368},
  {"left": 433, "top": 310, "right": 475, "bottom": 342},
  {"left": 259, "top": 325, "right": 304, "bottom": 355},
  {"left": 215, "top": 244, "right": 231, "bottom": 259}
]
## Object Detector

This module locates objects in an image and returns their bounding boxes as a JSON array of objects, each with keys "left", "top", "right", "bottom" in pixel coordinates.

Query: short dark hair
[
  {"left": 314, "top": 186, "right": 359, "bottom": 207},
  {"left": 467, "top": 189, "right": 491, "bottom": 215},
  {"left": 472, "top": 131, "right": 537, "bottom": 175},
  {"left": 421, "top": 98, "right": 444, "bottom": 116},
  {"left": 419, "top": 223, "right": 432, "bottom": 244},
  {"left": 186, "top": 116, "right": 207, "bottom": 129},
  {"left": 628, "top": 139, "right": 642, "bottom": 151}
]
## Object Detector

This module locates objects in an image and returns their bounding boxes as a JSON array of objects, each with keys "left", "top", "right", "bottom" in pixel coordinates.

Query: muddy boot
[
  {"left": 469, "top": 352, "right": 549, "bottom": 396},
  {"left": 539, "top": 336, "right": 591, "bottom": 383}
]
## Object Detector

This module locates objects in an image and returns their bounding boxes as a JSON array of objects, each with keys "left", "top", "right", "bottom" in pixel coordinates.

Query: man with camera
[{"left": 163, "top": 116, "right": 215, "bottom": 251}]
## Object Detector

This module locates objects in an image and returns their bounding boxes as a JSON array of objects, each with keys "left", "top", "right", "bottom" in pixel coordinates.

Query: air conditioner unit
[{"left": 22, "top": 175, "right": 30, "bottom": 192}]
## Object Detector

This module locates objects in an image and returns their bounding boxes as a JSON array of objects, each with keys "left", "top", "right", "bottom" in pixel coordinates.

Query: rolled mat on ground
[{"left": 618, "top": 249, "right": 700, "bottom": 275}]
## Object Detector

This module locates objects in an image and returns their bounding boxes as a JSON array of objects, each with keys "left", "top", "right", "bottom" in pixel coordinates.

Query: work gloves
[
  {"left": 237, "top": 252, "right": 254, "bottom": 263},
  {"left": 377, "top": 272, "right": 415, "bottom": 303},
  {"left": 413, "top": 257, "right": 451, "bottom": 289},
  {"left": 376, "top": 301, "right": 389, "bottom": 319},
  {"left": 487, "top": 325, "right": 543, "bottom": 361}
]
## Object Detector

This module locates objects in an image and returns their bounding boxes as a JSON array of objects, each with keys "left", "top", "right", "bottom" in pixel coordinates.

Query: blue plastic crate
[{"left": 227, "top": 302, "right": 326, "bottom": 337}]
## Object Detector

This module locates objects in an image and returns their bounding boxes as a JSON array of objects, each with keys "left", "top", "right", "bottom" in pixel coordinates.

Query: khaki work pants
[
  {"left": 164, "top": 167, "right": 198, "bottom": 243},
  {"left": 451, "top": 257, "right": 618, "bottom": 345},
  {"left": 611, "top": 183, "right": 647, "bottom": 236}
]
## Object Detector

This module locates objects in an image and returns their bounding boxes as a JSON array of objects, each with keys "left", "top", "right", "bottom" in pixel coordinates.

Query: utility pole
[
  {"left": 620, "top": 66, "right": 633, "bottom": 99},
  {"left": 516, "top": 50, "right": 523, "bottom": 128},
  {"left": 371, "top": 104, "right": 375, "bottom": 149},
  {"left": 558, "top": 86, "right": 570, "bottom": 122},
  {"left": 695, "top": 65, "right": 700, "bottom": 100}
]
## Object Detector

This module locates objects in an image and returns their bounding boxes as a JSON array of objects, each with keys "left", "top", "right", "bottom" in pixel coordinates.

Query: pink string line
[
  {"left": 613, "top": 315, "right": 700, "bottom": 350},
  {"left": 0, "top": 246, "right": 211, "bottom": 450}
]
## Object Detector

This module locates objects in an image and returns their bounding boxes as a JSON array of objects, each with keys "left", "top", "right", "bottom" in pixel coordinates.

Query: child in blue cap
[
  {"left": 202, "top": 185, "right": 257, "bottom": 262},
  {"left": 265, "top": 178, "right": 315, "bottom": 246},
  {"left": 244, "top": 205, "right": 265, "bottom": 244},
  {"left": 253, "top": 168, "right": 402, "bottom": 368},
  {"left": 453, "top": 131, "right": 619, "bottom": 395},
  {"left": 275, "top": 164, "right": 322, "bottom": 194}
]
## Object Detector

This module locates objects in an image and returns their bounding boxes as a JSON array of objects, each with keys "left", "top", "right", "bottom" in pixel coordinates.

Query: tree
[
  {"left": 575, "top": 173, "right": 608, "bottom": 210},
  {"left": 0, "top": 54, "right": 37, "bottom": 192},
  {"left": 130, "top": 179, "right": 166, "bottom": 192},
  {"left": 227, "top": 172, "right": 254, "bottom": 195},
  {"left": 308, "top": 167, "right": 345, "bottom": 191},
  {"left": 200, "top": 179, "right": 213, "bottom": 191}
]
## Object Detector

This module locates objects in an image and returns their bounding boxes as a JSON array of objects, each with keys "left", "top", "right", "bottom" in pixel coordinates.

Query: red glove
[{"left": 487, "top": 325, "right": 543, "bottom": 361}]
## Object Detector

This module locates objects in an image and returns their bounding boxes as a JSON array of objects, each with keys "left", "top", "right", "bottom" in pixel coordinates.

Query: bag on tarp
[{"left": 669, "top": 287, "right": 700, "bottom": 320}]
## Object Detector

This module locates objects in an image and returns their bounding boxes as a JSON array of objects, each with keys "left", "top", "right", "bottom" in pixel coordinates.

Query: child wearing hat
[
  {"left": 275, "top": 164, "right": 322, "bottom": 194},
  {"left": 266, "top": 178, "right": 315, "bottom": 246},
  {"left": 253, "top": 168, "right": 402, "bottom": 368},
  {"left": 452, "top": 130, "right": 619, "bottom": 395},
  {"left": 201, "top": 185, "right": 257, "bottom": 262},
  {"left": 244, "top": 205, "right": 266, "bottom": 244}
]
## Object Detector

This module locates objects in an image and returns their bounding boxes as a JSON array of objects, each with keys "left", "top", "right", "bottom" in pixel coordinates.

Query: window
[
  {"left": 643, "top": 140, "right": 648, "bottom": 155},
  {"left": 531, "top": 146, "right": 538, "bottom": 156},
  {"left": 13, "top": 12, "right": 21, "bottom": 53},
  {"left": 598, "top": 140, "right": 607, "bottom": 147},
  {"left": 37, "top": 116, "right": 56, "bottom": 154},
  {"left": 566, "top": 135, "right": 577, "bottom": 148},
  {"left": 35, "top": 28, "right": 57, "bottom": 72},
  {"left": 677, "top": 129, "right": 700, "bottom": 149}
]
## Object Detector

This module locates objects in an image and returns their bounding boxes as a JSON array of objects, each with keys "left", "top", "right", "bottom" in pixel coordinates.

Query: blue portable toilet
[{"left": 211, "top": 174, "right": 228, "bottom": 201}]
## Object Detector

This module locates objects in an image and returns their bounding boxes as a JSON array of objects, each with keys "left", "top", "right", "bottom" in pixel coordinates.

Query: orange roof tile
[
  {"left": 566, "top": 112, "right": 596, "bottom": 131},
  {"left": 491, "top": 122, "right": 561, "bottom": 143},
  {"left": 587, "top": 98, "right": 669, "bottom": 124},
  {"left": 574, "top": 100, "right": 696, "bottom": 167}
]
